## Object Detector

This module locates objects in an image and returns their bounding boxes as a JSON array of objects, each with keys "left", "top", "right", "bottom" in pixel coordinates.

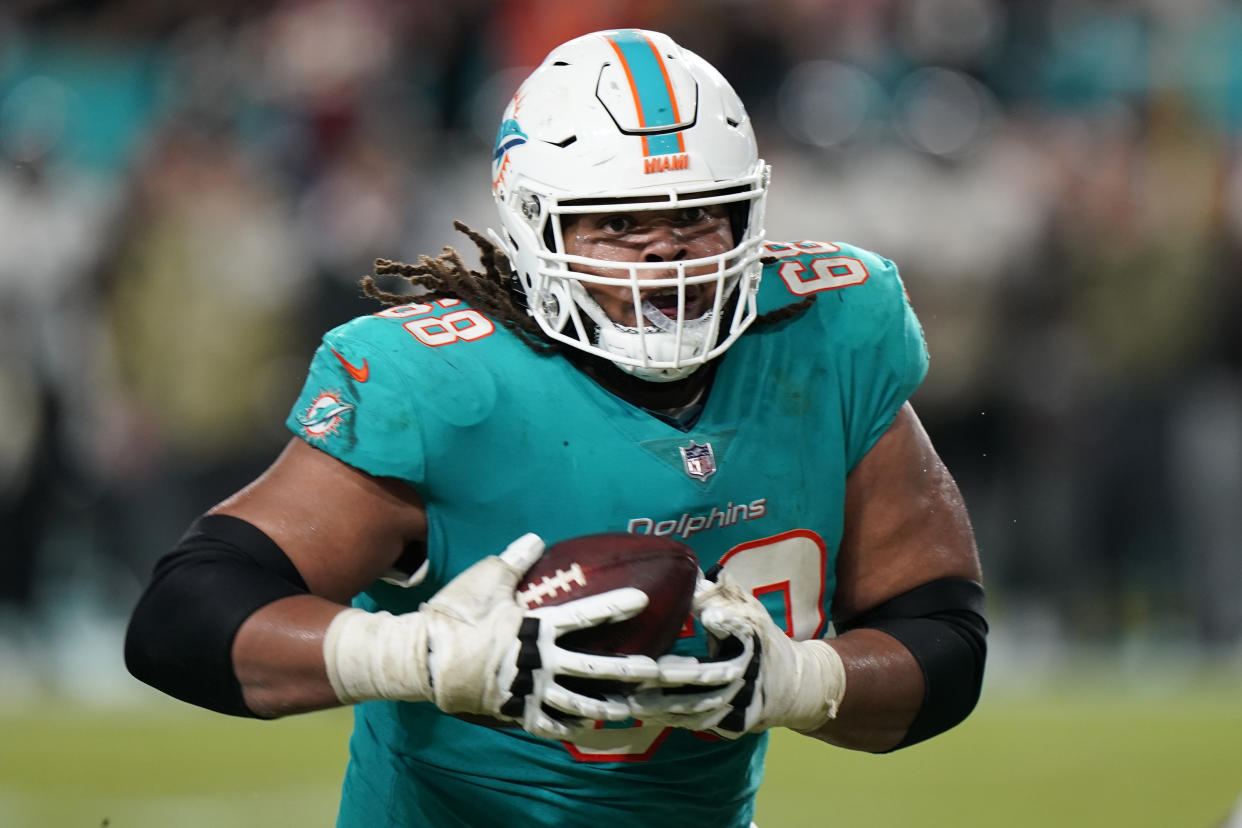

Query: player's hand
[
  {"left": 630, "top": 570, "right": 846, "bottom": 738},
  {"left": 624, "top": 572, "right": 753, "bottom": 731},
  {"left": 424, "top": 533, "right": 661, "bottom": 737},
  {"left": 495, "top": 538, "right": 665, "bottom": 739},
  {"left": 323, "top": 534, "right": 660, "bottom": 739}
]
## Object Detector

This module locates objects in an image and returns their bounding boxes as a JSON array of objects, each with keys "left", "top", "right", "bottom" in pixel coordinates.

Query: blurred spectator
[
  {"left": 0, "top": 70, "right": 127, "bottom": 623},
  {"left": 98, "top": 118, "right": 311, "bottom": 573},
  {"left": 2, "top": 0, "right": 1241, "bottom": 693}
]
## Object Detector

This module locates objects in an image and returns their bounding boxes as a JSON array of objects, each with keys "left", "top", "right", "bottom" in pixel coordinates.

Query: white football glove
[
  {"left": 323, "top": 533, "right": 661, "bottom": 740},
  {"left": 630, "top": 571, "right": 846, "bottom": 738},
  {"left": 625, "top": 573, "right": 753, "bottom": 731}
]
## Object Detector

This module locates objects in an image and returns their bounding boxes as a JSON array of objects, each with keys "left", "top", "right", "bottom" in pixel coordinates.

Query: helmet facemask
[{"left": 515, "top": 183, "right": 765, "bottom": 381}]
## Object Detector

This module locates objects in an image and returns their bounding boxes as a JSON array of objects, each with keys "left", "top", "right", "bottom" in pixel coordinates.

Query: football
[
  {"left": 456, "top": 533, "right": 699, "bottom": 728},
  {"left": 517, "top": 532, "right": 699, "bottom": 658}
]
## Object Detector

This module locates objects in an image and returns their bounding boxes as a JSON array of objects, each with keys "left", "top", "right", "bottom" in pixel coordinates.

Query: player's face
[{"left": 560, "top": 203, "right": 734, "bottom": 327}]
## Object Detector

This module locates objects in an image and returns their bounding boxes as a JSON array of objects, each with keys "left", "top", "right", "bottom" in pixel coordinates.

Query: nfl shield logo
[{"left": 679, "top": 441, "right": 717, "bottom": 481}]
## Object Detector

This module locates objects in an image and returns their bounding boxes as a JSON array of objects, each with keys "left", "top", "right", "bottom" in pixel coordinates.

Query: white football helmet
[{"left": 490, "top": 28, "right": 769, "bottom": 381}]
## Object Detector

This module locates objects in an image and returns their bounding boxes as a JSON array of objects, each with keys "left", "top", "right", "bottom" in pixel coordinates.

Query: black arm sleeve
[
  {"left": 124, "top": 514, "right": 309, "bottom": 718},
  {"left": 835, "top": 577, "right": 988, "bottom": 750}
]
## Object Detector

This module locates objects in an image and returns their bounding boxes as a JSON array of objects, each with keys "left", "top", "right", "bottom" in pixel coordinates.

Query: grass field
[
  {"left": 758, "top": 681, "right": 1242, "bottom": 828},
  {"left": 2, "top": 678, "right": 1239, "bottom": 827}
]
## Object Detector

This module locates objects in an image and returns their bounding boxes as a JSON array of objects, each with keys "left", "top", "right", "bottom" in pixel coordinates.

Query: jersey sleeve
[
  {"left": 836, "top": 247, "right": 929, "bottom": 467},
  {"left": 286, "top": 308, "right": 504, "bottom": 487},
  {"left": 757, "top": 241, "right": 929, "bottom": 468},
  {"left": 285, "top": 318, "right": 428, "bottom": 482}
]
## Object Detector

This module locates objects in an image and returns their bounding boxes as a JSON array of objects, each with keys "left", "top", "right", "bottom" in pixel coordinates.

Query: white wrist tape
[
  {"left": 323, "top": 607, "right": 432, "bottom": 705},
  {"left": 785, "top": 639, "right": 847, "bottom": 732}
]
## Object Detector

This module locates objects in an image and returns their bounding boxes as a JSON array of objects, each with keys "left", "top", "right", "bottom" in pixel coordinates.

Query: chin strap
[
  {"left": 597, "top": 306, "right": 718, "bottom": 382},
  {"left": 544, "top": 279, "right": 711, "bottom": 382}
]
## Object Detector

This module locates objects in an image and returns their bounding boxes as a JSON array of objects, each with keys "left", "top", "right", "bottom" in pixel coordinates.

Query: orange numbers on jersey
[
  {"left": 377, "top": 299, "right": 496, "bottom": 347},
  {"left": 778, "top": 256, "right": 869, "bottom": 296},
  {"left": 403, "top": 310, "right": 495, "bottom": 346},
  {"left": 763, "top": 240, "right": 870, "bottom": 296}
]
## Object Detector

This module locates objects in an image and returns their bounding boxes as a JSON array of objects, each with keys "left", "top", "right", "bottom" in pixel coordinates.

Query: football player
[{"left": 126, "top": 28, "right": 986, "bottom": 828}]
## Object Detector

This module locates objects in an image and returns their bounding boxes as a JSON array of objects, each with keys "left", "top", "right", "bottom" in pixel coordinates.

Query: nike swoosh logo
[{"left": 330, "top": 348, "right": 370, "bottom": 383}]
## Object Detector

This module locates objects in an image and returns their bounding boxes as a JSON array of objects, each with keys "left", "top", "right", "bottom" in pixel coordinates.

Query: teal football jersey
[{"left": 286, "top": 240, "right": 928, "bottom": 828}]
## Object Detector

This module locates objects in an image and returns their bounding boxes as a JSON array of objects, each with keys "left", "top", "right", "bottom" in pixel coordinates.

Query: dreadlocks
[
  {"left": 361, "top": 221, "right": 558, "bottom": 353},
  {"left": 361, "top": 225, "right": 815, "bottom": 356}
]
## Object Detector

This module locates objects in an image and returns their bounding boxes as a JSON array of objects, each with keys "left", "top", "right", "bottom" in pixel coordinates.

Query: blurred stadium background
[{"left": 1, "top": 0, "right": 1240, "bottom": 825}]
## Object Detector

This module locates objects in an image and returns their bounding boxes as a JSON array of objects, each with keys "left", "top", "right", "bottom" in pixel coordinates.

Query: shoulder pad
[
  {"left": 286, "top": 299, "right": 512, "bottom": 479},
  {"left": 757, "top": 240, "right": 903, "bottom": 318}
]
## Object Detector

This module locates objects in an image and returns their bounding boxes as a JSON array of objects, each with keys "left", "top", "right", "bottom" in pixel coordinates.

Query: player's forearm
[
  {"left": 820, "top": 577, "right": 988, "bottom": 751},
  {"left": 231, "top": 595, "right": 350, "bottom": 718},
  {"left": 802, "top": 630, "right": 924, "bottom": 752}
]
